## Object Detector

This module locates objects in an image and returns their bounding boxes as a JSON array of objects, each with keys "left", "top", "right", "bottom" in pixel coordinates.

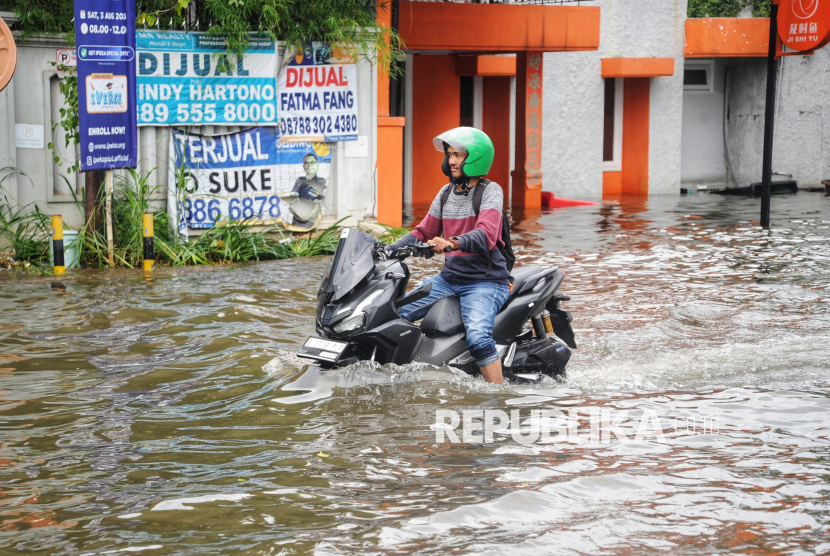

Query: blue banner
[
  {"left": 167, "top": 127, "right": 331, "bottom": 233},
  {"left": 74, "top": 0, "right": 137, "bottom": 171},
  {"left": 136, "top": 31, "right": 279, "bottom": 126}
]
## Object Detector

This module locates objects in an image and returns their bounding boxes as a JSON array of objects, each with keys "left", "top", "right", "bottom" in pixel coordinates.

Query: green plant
[
  {"left": 1, "top": 161, "right": 349, "bottom": 270},
  {"left": 751, "top": 0, "right": 771, "bottom": 17},
  {"left": 0, "top": 0, "right": 75, "bottom": 43},
  {"left": 375, "top": 224, "right": 411, "bottom": 244},
  {"left": 272, "top": 219, "right": 346, "bottom": 258},
  {"left": 80, "top": 168, "right": 175, "bottom": 268},
  {"left": 161, "top": 219, "right": 281, "bottom": 266},
  {"left": 46, "top": 64, "right": 80, "bottom": 176},
  {"left": 688, "top": 0, "right": 771, "bottom": 18},
  {"left": 0, "top": 171, "right": 52, "bottom": 266},
  {"left": 3, "top": 1, "right": 401, "bottom": 75}
]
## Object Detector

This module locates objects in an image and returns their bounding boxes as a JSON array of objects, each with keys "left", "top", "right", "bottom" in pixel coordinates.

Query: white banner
[
  {"left": 137, "top": 31, "right": 279, "bottom": 126},
  {"left": 277, "top": 43, "right": 358, "bottom": 142},
  {"left": 167, "top": 127, "right": 331, "bottom": 236}
]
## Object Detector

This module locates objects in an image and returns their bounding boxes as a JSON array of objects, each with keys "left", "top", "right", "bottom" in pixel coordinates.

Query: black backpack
[{"left": 440, "top": 179, "right": 516, "bottom": 276}]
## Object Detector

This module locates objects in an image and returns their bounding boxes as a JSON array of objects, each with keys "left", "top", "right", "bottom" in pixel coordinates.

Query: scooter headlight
[{"left": 333, "top": 312, "right": 366, "bottom": 334}]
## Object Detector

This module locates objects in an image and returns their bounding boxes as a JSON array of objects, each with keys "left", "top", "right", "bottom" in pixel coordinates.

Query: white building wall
[
  {"left": 542, "top": 0, "right": 688, "bottom": 198},
  {"left": 330, "top": 59, "right": 377, "bottom": 226},
  {"left": 542, "top": 51, "right": 604, "bottom": 200},
  {"left": 1, "top": 37, "right": 85, "bottom": 227},
  {"left": 1, "top": 37, "right": 378, "bottom": 232},
  {"left": 726, "top": 49, "right": 830, "bottom": 188},
  {"left": 681, "top": 58, "right": 729, "bottom": 186}
]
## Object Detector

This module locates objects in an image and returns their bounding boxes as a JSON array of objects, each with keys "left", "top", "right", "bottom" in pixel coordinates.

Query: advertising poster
[
  {"left": 74, "top": 0, "right": 138, "bottom": 171},
  {"left": 167, "top": 127, "right": 330, "bottom": 235},
  {"left": 277, "top": 43, "right": 358, "bottom": 142},
  {"left": 136, "top": 31, "right": 279, "bottom": 126}
]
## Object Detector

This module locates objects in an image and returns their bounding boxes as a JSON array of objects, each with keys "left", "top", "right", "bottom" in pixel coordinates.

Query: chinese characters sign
[
  {"left": 277, "top": 43, "right": 358, "bottom": 142},
  {"left": 778, "top": 0, "right": 830, "bottom": 51},
  {"left": 524, "top": 52, "right": 543, "bottom": 190},
  {"left": 167, "top": 127, "right": 331, "bottom": 235},
  {"left": 136, "top": 31, "right": 279, "bottom": 126},
  {"left": 74, "top": 0, "right": 137, "bottom": 171}
]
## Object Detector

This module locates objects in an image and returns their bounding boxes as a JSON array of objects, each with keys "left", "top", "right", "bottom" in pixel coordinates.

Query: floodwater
[{"left": 1, "top": 192, "right": 829, "bottom": 555}]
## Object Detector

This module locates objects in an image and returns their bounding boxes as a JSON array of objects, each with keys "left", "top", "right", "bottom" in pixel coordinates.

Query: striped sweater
[{"left": 391, "top": 181, "right": 509, "bottom": 284}]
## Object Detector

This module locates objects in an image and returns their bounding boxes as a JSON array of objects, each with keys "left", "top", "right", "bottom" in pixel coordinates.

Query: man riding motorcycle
[{"left": 388, "top": 127, "right": 510, "bottom": 384}]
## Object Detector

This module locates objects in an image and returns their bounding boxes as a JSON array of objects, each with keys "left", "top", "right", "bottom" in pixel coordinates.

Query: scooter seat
[
  {"left": 508, "top": 265, "right": 544, "bottom": 298},
  {"left": 420, "top": 296, "right": 465, "bottom": 336}
]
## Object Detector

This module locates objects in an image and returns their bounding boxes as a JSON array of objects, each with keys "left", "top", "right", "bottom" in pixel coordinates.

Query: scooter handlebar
[{"left": 388, "top": 241, "right": 437, "bottom": 260}]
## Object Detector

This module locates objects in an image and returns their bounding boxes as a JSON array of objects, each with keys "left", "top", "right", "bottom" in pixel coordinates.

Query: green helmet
[{"left": 433, "top": 127, "right": 495, "bottom": 179}]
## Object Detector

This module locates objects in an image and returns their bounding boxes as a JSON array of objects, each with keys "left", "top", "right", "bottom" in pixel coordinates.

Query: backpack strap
[
  {"left": 439, "top": 184, "right": 453, "bottom": 215},
  {"left": 439, "top": 185, "right": 452, "bottom": 236},
  {"left": 472, "top": 179, "right": 489, "bottom": 217}
]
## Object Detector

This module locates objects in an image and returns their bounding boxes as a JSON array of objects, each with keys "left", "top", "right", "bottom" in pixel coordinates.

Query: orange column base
[
  {"left": 377, "top": 117, "right": 405, "bottom": 227},
  {"left": 511, "top": 171, "right": 542, "bottom": 210}
]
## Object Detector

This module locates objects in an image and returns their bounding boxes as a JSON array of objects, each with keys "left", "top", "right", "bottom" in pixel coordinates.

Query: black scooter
[{"left": 297, "top": 227, "right": 576, "bottom": 381}]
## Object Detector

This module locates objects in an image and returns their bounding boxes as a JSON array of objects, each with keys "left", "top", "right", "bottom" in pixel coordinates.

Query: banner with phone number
[
  {"left": 167, "top": 127, "right": 331, "bottom": 235},
  {"left": 136, "top": 31, "right": 278, "bottom": 126},
  {"left": 277, "top": 43, "right": 358, "bottom": 142}
]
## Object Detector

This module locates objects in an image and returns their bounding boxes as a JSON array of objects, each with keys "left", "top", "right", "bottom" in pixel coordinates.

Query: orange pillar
[
  {"left": 482, "top": 76, "right": 512, "bottom": 198},
  {"left": 621, "top": 78, "right": 650, "bottom": 196},
  {"left": 375, "top": 0, "right": 404, "bottom": 226},
  {"left": 511, "top": 51, "right": 543, "bottom": 210},
  {"left": 377, "top": 118, "right": 405, "bottom": 226},
  {"left": 376, "top": 0, "right": 392, "bottom": 119},
  {"left": 411, "top": 55, "right": 460, "bottom": 213}
]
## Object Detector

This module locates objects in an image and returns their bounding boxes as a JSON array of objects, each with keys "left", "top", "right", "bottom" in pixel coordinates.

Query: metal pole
[
  {"left": 104, "top": 170, "right": 114, "bottom": 265},
  {"left": 143, "top": 213, "right": 154, "bottom": 273},
  {"left": 760, "top": 2, "right": 779, "bottom": 228},
  {"left": 52, "top": 215, "right": 65, "bottom": 276},
  {"left": 84, "top": 170, "right": 101, "bottom": 236}
]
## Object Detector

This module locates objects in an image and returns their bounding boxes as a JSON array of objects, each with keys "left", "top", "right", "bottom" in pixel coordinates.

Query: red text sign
[{"left": 778, "top": 0, "right": 830, "bottom": 51}]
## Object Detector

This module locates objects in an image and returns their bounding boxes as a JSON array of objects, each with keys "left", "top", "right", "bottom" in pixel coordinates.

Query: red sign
[
  {"left": 778, "top": 0, "right": 830, "bottom": 51},
  {"left": 524, "top": 52, "right": 543, "bottom": 190},
  {"left": 56, "top": 48, "right": 77, "bottom": 68}
]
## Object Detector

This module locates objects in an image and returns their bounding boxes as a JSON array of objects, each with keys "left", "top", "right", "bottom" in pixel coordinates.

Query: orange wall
[
  {"left": 685, "top": 18, "right": 769, "bottom": 58},
  {"left": 411, "top": 55, "right": 460, "bottom": 210},
  {"left": 621, "top": 78, "right": 650, "bottom": 196},
  {"left": 601, "top": 58, "right": 674, "bottom": 78},
  {"left": 399, "top": 2, "right": 600, "bottom": 52},
  {"left": 482, "top": 77, "right": 511, "bottom": 199}
]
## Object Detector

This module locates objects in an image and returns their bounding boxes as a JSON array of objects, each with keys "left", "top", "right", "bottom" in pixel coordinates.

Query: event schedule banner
[
  {"left": 74, "top": 0, "right": 138, "bottom": 171},
  {"left": 167, "top": 127, "right": 331, "bottom": 235},
  {"left": 277, "top": 43, "right": 358, "bottom": 142},
  {"left": 136, "top": 31, "right": 278, "bottom": 126}
]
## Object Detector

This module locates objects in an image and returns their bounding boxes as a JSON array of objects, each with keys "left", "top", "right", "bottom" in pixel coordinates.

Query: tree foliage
[
  {"left": 1, "top": 0, "right": 400, "bottom": 72},
  {"left": 688, "top": 0, "right": 771, "bottom": 18}
]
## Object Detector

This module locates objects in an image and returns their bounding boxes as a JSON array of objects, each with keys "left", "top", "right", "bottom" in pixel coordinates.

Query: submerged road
[{"left": 1, "top": 193, "right": 829, "bottom": 554}]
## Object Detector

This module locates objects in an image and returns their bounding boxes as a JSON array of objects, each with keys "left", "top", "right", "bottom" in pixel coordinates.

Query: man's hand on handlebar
[{"left": 427, "top": 237, "right": 458, "bottom": 254}]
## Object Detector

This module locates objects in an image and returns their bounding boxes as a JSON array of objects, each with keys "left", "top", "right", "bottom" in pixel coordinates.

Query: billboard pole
[
  {"left": 104, "top": 170, "right": 114, "bottom": 265},
  {"left": 760, "top": 1, "right": 779, "bottom": 229}
]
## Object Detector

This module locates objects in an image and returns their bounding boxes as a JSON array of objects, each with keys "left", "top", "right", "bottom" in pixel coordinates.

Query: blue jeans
[{"left": 399, "top": 274, "right": 510, "bottom": 367}]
